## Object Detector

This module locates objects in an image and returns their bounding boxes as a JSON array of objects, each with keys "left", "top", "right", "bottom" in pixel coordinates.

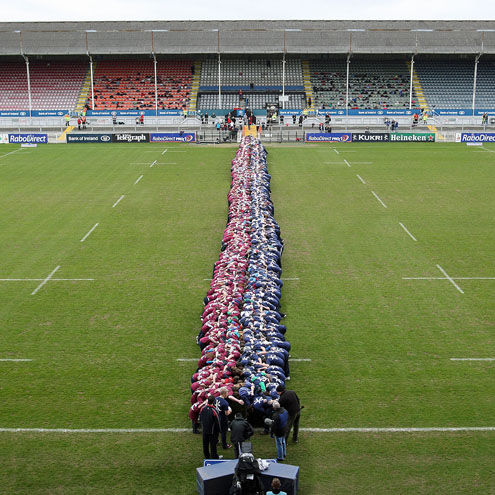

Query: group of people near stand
[{"left": 189, "top": 137, "right": 301, "bottom": 464}]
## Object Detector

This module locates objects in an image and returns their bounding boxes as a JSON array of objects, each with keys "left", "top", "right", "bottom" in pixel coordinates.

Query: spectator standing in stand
[
  {"left": 199, "top": 396, "right": 221, "bottom": 459},
  {"left": 139, "top": 113, "right": 144, "bottom": 125},
  {"left": 77, "top": 116, "right": 81, "bottom": 130},
  {"left": 81, "top": 115, "right": 87, "bottom": 130},
  {"left": 64, "top": 113, "right": 70, "bottom": 127},
  {"left": 277, "top": 385, "right": 302, "bottom": 443}
]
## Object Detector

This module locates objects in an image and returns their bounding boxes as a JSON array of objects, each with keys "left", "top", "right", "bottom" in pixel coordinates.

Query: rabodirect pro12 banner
[
  {"left": 456, "top": 132, "right": 495, "bottom": 143},
  {"left": 8, "top": 133, "right": 48, "bottom": 144},
  {"left": 390, "top": 133, "right": 436, "bottom": 142},
  {"left": 67, "top": 134, "right": 112, "bottom": 143},
  {"left": 305, "top": 132, "right": 352, "bottom": 143},
  {"left": 150, "top": 132, "right": 196, "bottom": 143}
]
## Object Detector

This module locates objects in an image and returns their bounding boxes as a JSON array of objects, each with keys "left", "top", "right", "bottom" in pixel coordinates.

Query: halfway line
[
  {"left": 80, "top": 223, "right": 99, "bottom": 243},
  {"left": 31, "top": 265, "right": 60, "bottom": 295},
  {"left": 450, "top": 358, "right": 495, "bottom": 361},
  {"left": 112, "top": 195, "right": 125, "bottom": 208},
  {"left": 1, "top": 426, "right": 493, "bottom": 434},
  {"left": 371, "top": 191, "right": 387, "bottom": 208},
  {"left": 436, "top": 264, "right": 464, "bottom": 294},
  {"left": 399, "top": 222, "right": 417, "bottom": 241},
  {"left": 0, "top": 359, "right": 32, "bottom": 362},
  {"left": 134, "top": 175, "right": 143, "bottom": 185}
]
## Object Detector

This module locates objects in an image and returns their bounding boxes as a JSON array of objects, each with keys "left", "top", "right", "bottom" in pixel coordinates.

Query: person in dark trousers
[
  {"left": 230, "top": 412, "right": 254, "bottom": 459},
  {"left": 277, "top": 385, "right": 301, "bottom": 443},
  {"left": 199, "top": 396, "right": 221, "bottom": 459},
  {"left": 215, "top": 387, "right": 233, "bottom": 450},
  {"left": 268, "top": 401, "right": 288, "bottom": 461}
]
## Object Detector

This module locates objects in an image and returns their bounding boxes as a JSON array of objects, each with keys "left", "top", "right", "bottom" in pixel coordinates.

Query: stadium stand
[
  {"left": 0, "top": 60, "right": 86, "bottom": 110},
  {"left": 200, "top": 58, "right": 303, "bottom": 87},
  {"left": 415, "top": 58, "right": 495, "bottom": 109},
  {"left": 91, "top": 59, "right": 193, "bottom": 110},
  {"left": 311, "top": 58, "right": 414, "bottom": 109},
  {"left": 198, "top": 93, "right": 305, "bottom": 110},
  {"left": 415, "top": 59, "right": 474, "bottom": 109}
]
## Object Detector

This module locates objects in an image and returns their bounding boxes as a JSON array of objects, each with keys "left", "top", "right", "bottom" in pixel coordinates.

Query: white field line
[
  {"left": 356, "top": 174, "right": 366, "bottom": 184},
  {"left": 436, "top": 264, "right": 464, "bottom": 294},
  {"left": 129, "top": 163, "right": 152, "bottom": 165},
  {"left": 403, "top": 277, "right": 495, "bottom": 280},
  {"left": 325, "top": 162, "right": 345, "bottom": 164},
  {"left": 371, "top": 191, "right": 387, "bottom": 208},
  {"left": 343, "top": 159, "right": 351, "bottom": 168},
  {"left": 144, "top": 151, "right": 163, "bottom": 153},
  {"left": 0, "top": 359, "right": 32, "bottom": 362},
  {"left": 150, "top": 160, "right": 157, "bottom": 168},
  {"left": 134, "top": 175, "right": 143, "bottom": 185},
  {"left": 0, "top": 278, "right": 94, "bottom": 281},
  {"left": 333, "top": 148, "right": 340, "bottom": 154},
  {"left": 0, "top": 426, "right": 494, "bottom": 434},
  {"left": 0, "top": 148, "right": 21, "bottom": 159},
  {"left": 350, "top": 162, "right": 373, "bottom": 164},
  {"left": 162, "top": 148, "right": 168, "bottom": 155},
  {"left": 481, "top": 146, "right": 495, "bottom": 153},
  {"left": 399, "top": 222, "right": 417, "bottom": 241},
  {"left": 450, "top": 358, "right": 495, "bottom": 361},
  {"left": 31, "top": 266, "right": 60, "bottom": 295},
  {"left": 80, "top": 223, "right": 99, "bottom": 243},
  {"left": 112, "top": 195, "right": 125, "bottom": 208},
  {"left": 166, "top": 150, "right": 186, "bottom": 152}
]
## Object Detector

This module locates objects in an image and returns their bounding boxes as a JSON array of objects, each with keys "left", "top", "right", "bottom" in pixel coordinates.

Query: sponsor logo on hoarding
[
  {"left": 351, "top": 133, "right": 390, "bottom": 142},
  {"left": 150, "top": 132, "right": 196, "bottom": 143},
  {"left": 112, "top": 133, "right": 149, "bottom": 143},
  {"left": 305, "top": 133, "right": 352, "bottom": 143},
  {"left": 67, "top": 134, "right": 112, "bottom": 143},
  {"left": 456, "top": 132, "right": 495, "bottom": 143},
  {"left": 0, "top": 133, "right": 8, "bottom": 144},
  {"left": 8, "top": 133, "right": 48, "bottom": 144},
  {"left": 390, "top": 133, "right": 436, "bottom": 142}
]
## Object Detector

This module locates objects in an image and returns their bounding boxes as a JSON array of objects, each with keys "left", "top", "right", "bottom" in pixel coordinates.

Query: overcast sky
[{"left": 2, "top": 0, "right": 495, "bottom": 22}]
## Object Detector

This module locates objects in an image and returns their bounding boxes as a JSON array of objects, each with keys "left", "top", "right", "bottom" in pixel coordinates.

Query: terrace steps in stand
[
  {"left": 302, "top": 60, "right": 313, "bottom": 110},
  {"left": 75, "top": 66, "right": 93, "bottom": 113},
  {"left": 188, "top": 60, "right": 202, "bottom": 112}
]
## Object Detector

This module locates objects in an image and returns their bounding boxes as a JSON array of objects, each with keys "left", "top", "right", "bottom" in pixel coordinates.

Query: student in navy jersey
[{"left": 215, "top": 387, "right": 232, "bottom": 449}]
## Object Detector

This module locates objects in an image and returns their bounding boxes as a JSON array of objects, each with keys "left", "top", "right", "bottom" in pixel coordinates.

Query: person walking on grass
[{"left": 277, "top": 384, "right": 302, "bottom": 444}]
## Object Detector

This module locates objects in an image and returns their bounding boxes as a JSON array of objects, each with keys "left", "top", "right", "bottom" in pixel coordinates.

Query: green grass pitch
[{"left": 0, "top": 141, "right": 494, "bottom": 494}]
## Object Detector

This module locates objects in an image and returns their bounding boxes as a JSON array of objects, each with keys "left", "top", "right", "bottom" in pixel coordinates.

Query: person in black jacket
[
  {"left": 230, "top": 413, "right": 254, "bottom": 459},
  {"left": 267, "top": 401, "right": 288, "bottom": 461},
  {"left": 199, "top": 396, "right": 221, "bottom": 459},
  {"left": 277, "top": 385, "right": 301, "bottom": 443}
]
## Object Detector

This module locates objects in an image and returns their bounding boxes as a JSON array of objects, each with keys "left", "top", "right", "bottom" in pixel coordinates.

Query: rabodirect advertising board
[
  {"left": 112, "top": 133, "right": 149, "bottom": 143},
  {"left": 67, "top": 134, "right": 112, "bottom": 143},
  {"left": 305, "top": 132, "right": 352, "bottom": 143},
  {"left": 8, "top": 133, "right": 48, "bottom": 144},
  {"left": 150, "top": 132, "right": 196, "bottom": 143},
  {"left": 456, "top": 132, "right": 495, "bottom": 143}
]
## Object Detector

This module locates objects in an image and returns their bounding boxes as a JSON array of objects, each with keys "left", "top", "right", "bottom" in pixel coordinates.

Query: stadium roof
[{"left": 0, "top": 20, "right": 494, "bottom": 55}]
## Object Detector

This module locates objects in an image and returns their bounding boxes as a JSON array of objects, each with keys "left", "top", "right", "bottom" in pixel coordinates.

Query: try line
[{"left": 1, "top": 427, "right": 493, "bottom": 434}]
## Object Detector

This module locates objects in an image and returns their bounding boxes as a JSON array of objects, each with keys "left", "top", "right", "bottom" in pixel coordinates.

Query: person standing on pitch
[
  {"left": 277, "top": 385, "right": 302, "bottom": 443},
  {"left": 230, "top": 412, "right": 254, "bottom": 459},
  {"left": 267, "top": 401, "right": 288, "bottom": 461},
  {"left": 215, "top": 387, "right": 232, "bottom": 450},
  {"left": 199, "top": 396, "right": 221, "bottom": 459}
]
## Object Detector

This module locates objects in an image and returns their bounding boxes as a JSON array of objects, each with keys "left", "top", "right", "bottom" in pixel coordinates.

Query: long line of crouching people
[{"left": 189, "top": 136, "right": 290, "bottom": 431}]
